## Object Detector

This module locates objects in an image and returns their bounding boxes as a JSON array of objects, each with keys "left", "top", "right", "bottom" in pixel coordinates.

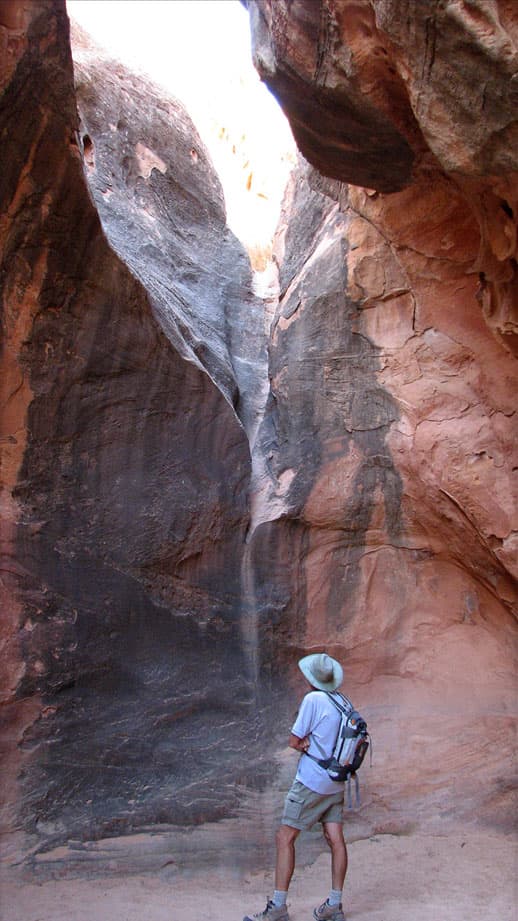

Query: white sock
[
  {"left": 273, "top": 890, "right": 288, "bottom": 907},
  {"left": 328, "top": 889, "right": 342, "bottom": 907}
]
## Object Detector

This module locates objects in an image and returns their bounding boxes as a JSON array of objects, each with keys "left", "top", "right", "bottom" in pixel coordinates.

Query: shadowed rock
[{"left": 1, "top": 1, "right": 270, "bottom": 852}]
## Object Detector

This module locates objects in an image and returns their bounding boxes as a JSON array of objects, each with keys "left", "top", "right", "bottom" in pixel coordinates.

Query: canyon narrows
[{"left": 1, "top": 0, "right": 516, "bottom": 887}]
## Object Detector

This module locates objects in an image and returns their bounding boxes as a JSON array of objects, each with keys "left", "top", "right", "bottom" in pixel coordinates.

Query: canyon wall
[
  {"left": 0, "top": 1, "right": 270, "bottom": 858},
  {"left": 0, "top": 0, "right": 516, "bottom": 870},
  {"left": 245, "top": 0, "right": 517, "bottom": 831}
]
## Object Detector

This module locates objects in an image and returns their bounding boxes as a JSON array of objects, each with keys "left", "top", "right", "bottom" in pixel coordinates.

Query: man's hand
[{"left": 289, "top": 733, "right": 310, "bottom": 752}]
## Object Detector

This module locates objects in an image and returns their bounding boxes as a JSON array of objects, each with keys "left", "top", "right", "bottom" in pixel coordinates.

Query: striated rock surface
[
  {"left": 249, "top": 0, "right": 518, "bottom": 184},
  {"left": 0, "top": 1, "right": 270, "bottom": 855},
  {"left": 245, "top": 0, "right": 518, "bottom": 832},
  {"left": 248, "top": 155, "right": 517, "bottom": 831},
  {"left": 72, "top": 24, "right": 267, "bottom": 435}
]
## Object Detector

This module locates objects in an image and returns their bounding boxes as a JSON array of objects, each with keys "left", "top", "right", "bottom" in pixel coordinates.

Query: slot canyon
[{"left": 0, "top": 1, "right": 516, "bottom": 919}]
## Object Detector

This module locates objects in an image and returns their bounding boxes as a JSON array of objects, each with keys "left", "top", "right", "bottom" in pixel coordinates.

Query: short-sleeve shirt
[{"left": 291, "top": 690, "right": 345, "bottom": 795}]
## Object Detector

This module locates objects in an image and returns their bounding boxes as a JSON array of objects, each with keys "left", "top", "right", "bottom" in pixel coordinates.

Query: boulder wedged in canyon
[
  {"left": 72, "top": 24, "right": 267, "bottom": 436},
  {"left": 248, "top": 0, "right": 518, "bottom": 356},
  {"left": 246, "top": 1, "right": 518, "bottom": 834},
  {"left": 0, "top": 0, "right": 271, "bottom": 858}
]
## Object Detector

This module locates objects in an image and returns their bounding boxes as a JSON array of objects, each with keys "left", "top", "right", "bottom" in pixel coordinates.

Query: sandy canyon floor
[{"left": 2, "top": 830, "right": 516, "bottom": 921}]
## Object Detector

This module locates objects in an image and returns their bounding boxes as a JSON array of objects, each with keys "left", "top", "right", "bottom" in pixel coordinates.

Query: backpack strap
[
  {"left": 325, "top": 691, "right": 353, "bottom": 716},
  {"left": 304, "top": 691, "right": 352, "bottom": 770},
  {"left": 346, "top": 773, "right": 361, "bottom": 809},
  {"left": 304, "top": 751, "right": 332, "bottom": 769}
]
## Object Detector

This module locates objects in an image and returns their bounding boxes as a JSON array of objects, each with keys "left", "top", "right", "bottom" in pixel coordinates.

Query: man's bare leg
[
  {"left": 274, "top": 824, "right": 300, "bottom": 891},
  {"left": 323, "top": 822, "right": 348, "bottom": 889}
]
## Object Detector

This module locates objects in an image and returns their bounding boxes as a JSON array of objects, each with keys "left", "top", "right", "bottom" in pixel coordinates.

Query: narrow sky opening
[{"left": 67, "top": 0, "right": 297, "bottom": 268}]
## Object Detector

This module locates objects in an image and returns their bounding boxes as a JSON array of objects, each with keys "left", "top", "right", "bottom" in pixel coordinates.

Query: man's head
[{"left": 298, "top": 652, "right": 343, "bottom": 692}]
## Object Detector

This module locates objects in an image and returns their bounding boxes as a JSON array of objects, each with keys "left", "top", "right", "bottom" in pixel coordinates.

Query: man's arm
[{"left": 289, "top": 732, "right": 310, "bottom": 752}]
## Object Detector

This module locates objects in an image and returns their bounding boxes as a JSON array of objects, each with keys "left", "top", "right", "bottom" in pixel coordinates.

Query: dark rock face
[{"left": 1, "top": 2, "right": 270, "bottom": 851}]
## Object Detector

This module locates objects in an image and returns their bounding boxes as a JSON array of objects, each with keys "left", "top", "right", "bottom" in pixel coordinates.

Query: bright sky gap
[{"left": 67, "top": 0, "right": 297, "bottom": 268}]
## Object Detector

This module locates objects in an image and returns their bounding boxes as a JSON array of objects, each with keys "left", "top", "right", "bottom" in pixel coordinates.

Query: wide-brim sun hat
[{"left": 298, "top": 652, "right": 343, "bottom": 692}]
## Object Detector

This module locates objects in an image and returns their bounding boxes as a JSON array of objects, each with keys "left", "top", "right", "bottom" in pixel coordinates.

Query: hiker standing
[{"left": 244, "top": 652, "right": 356, "bottom": 921}]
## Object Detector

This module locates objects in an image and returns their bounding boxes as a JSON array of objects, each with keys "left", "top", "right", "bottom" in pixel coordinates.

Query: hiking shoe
[
  {"left": 313, "top": 900, "right": 346, "bottom": 921},
  {"left": 243, "top": 899, "right": 289, "bottom": 921}
]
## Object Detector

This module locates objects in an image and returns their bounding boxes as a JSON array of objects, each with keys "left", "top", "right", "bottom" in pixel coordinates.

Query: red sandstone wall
[{"left": 246, "top": 0, "right": 517, "bottom": 831}]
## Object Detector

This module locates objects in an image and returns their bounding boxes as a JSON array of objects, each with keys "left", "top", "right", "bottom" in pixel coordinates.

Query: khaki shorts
[{"left": 281, "top": 779, "right": 344, "bottom": 831}]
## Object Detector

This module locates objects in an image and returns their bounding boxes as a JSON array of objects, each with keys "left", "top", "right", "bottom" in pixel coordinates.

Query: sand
[{"left": 1, "top": 830, "right": 516, "bottom": 921}]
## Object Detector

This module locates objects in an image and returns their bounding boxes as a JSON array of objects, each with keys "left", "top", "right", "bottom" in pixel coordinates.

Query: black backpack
[{"left": 306, "top": 691, "right": 370, "bottom": 807}]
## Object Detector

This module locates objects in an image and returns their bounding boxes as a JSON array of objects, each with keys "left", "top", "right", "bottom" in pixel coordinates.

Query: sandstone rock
[
  {"left": 245, "top": 2, "right": 518, "bottom": 834},
  {"left": 249, "top": 0, "right": 518, "bottom": 185},
  {"left": 0, "top": 0, "right": 269, "bottom": 853},
  {"left": 72, "top": 23, "right": 267, "bottom": 433},
  {"left": 245, "top": 152, "right": 518, "bottom": 834},
  {"left": 248, "top": 0, "right": 518, "bottom": 352}
]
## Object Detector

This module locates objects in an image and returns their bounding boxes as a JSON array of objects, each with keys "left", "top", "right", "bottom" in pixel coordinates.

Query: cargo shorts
[{"left": 281, "top": 779, "right": 344, "bottom": 831}]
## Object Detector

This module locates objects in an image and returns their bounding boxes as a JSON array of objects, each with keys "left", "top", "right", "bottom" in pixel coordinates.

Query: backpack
[{"left": 306, "top": 691, "right": 370, "bottom": 808}]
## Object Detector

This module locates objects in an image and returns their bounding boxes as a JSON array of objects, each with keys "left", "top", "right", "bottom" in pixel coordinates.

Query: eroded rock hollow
[{"left": 0, "top": 0, "right": 516, "bottom": 870}]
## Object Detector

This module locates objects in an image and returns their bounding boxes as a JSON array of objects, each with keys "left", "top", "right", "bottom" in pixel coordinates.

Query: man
[{"left": 244, "top": 652, "right": 350, "bottom": 921}]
